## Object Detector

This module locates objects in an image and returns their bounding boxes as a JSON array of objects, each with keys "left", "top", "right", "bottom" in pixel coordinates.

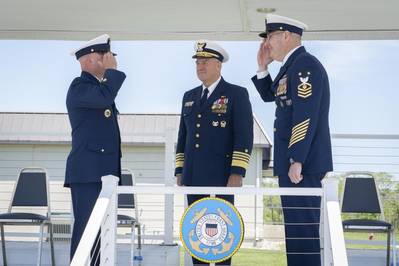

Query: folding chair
[
  {"left": 118, "top": 168, "right": 142, "bottom": 265},
  {"left": 0, "top": 167, "right": 55, "bottom": 266},
  {"left": 341, "top": 171, "right": 393, "bottom": 266}
]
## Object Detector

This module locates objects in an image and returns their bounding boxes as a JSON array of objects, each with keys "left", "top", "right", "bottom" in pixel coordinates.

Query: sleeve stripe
[
  {"left": 232, "top": 158, "right": 250, "bottom": 164},
  {"left": 291, "top": 127, "right": 307, "bottom": 138},
  {"left": 233, "top": 151, "right": 251, "bottom": 158},
  {"left": 290, "top": 132, "right": 307, "bottom": 144},
  {"left": 292, "top": 119, "right": 310, "bottom": 132},
  {"left": 289, "top": 119, "right": 310, "bottom": 148},
  {"left": 175, "top": 161, "right": 184, "bottom": 168},
  {"left": 289, "top": 133, "right": 307, "bottom": 148},
  {"left": 232, "top": 154, "right": 251, "bottom": 161},
  {"left": 175, "top": 153, "right": 185, "bottom": 168},
  {"left": 231, "top": 160, "right": 249, "bottom": 169}
]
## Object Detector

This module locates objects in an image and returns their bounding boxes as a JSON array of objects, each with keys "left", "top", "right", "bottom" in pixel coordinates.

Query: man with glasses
[
  {"left": 175, "top": 40, "right": 253, "bottom": 265},
  {"left": 251, "top": 15, "right": 333, "bottom": 266},
  {"left": 65, "top": 34, "right": 126, "bottom": 265}
]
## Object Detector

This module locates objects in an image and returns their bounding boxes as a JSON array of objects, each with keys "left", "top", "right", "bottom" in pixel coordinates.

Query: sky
[{"left": 1, "top": 39, "right": 399, "bottom": 175}]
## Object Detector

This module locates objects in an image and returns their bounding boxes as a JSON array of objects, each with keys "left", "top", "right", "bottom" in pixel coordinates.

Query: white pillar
[{"left": 164, "top": 127, "right": 175, "bottom": 245}]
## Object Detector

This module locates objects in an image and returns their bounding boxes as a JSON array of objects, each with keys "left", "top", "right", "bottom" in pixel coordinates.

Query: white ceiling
[{"left": 1, "top": 0, "right": 399, "bottom": 41}]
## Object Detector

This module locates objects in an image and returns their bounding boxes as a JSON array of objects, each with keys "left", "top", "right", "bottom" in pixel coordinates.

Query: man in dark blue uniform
[
  {"left": 65, "top": 34, "right": 126, "bottom": 265},
  {"left": 251, "top": 15, "right": 333, "bottom": 266},
  {"left": 175, "top": 40, "right": 253, "bottom": 265}
]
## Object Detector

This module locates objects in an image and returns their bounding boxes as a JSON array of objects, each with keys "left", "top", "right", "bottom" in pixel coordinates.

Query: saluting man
[
  {"left": 251, "top": 15, "right": 333, "bottom": 266},
  {"left": 65, "top": 34, "right": 126, "bottom": 265},
  {"left": 175, "top": 40, "right": 253, "bottom": 266}
]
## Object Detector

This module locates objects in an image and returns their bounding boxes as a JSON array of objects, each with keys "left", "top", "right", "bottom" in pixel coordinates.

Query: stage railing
[{"left": 71, "top": 175, "right": 348, "bottom": 266}]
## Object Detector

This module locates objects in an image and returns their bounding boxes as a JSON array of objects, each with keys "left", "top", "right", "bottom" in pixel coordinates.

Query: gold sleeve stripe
[
  {"left": 232, "top": 155, "right": 250, "bottom": 162},
  {"left": 232, "top": 159, "right": 250, "bottom": 165},
  {"left": 289, "top": 136, "right": 306, "bottom": 148},
  {"left": 291, "top": 127, "right": 308, "bottom": 139},
  {"left": 289, "top": 133, "right": 307, "bottom": 145},
  {"left": 175, "top": 161, "right": 184, "bottom": 168},
  {"left": 232, "top": 160, "right": 249, "bottom": 169},
  {"left": 289, "top": 119, "right": 310, "bottom": 148},
  {"left": 291, "top": 119, "right": 310, "bottom": 132},
  {"left": 176, "top": 153, "right": 185, "bottom": 168},
  {"left": 233, "top": 151, "right": 251, "bottom": 158}
]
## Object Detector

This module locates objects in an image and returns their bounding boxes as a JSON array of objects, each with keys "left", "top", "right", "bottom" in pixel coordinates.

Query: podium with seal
[{"left": 180, "top": 197, "right": 244, "bottom": 264}]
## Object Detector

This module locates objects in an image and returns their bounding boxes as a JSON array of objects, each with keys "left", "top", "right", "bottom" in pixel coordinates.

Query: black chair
[
  {"left": 118, "top": 168, "right": 142, "bottom": 265},
  {"left": 341, "top": 172, "right": 392, "bottom": 266},
  {"left": 0, "top": 167, "right": 55, "bottom": 266}
]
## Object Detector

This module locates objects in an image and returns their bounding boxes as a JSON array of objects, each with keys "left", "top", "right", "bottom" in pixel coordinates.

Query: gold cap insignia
[{"left": 196, "top": 42, "right": 206, "bottom": 52}]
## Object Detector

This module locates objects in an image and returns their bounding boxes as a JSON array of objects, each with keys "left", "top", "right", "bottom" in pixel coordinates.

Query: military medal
[
  {"left": 276, "top": 77, "right": 287, "bottom": 96},
  {"left": 212, "top": 121, "right": 219, "bottom": 127},
  {"left": 220, "top": 121, "right": 227, "bottom": 128},
  {"left": 104, "top": 109, "right": 112, "bottom": 118},
  {"left": 211, "top": 96, "right": 228, "bottom": 114}
]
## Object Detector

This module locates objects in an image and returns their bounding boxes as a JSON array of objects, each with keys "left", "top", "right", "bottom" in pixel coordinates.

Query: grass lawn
[
  {"left": 344, "top": 232, "right": 397, "bottom": 250},
  {"left": 180, "top": 248, "right": 287, "bottom": 266},
  {"left": 178, "top": 232, "right": 398, "bottom": 265}
]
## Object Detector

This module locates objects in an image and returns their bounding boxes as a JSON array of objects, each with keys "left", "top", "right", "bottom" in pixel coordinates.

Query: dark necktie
[{"left": 200, "top": 88, "right": 209, "bottom": 107}]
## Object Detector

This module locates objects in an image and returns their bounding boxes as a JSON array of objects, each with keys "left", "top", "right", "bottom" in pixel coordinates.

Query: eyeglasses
[{"left": 265, "top": 31, "right": 284, "bottom": 40}]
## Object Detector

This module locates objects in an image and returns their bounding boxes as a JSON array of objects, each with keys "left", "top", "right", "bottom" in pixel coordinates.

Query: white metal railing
[
  {"left": 72, "top": 175, "right": 348, "bottom": 266},
  {"left": 70, "top": 175, "right": 119, "bottom": 266}
]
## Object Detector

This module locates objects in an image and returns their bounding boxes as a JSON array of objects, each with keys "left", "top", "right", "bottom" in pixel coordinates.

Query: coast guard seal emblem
[{"left": 180, "top": 197, "right": 244, "bottom": 263}]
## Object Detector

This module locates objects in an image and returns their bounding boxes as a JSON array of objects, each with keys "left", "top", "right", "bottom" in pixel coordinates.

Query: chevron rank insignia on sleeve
[
  {"left": 289, "top": 118, "right": 310, "bottom": 148},
  {"left": 297, "top": 76, "right": 312, "bottom": 98}
]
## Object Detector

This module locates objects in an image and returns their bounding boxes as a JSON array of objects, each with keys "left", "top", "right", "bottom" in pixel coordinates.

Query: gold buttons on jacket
[
  {"left": 196, "top": 134, "right": 200, "bottom": 138},
  {"left": 195, "top": 144, "right": 200, "bottom": 148},
  {"left": 197, "top": 114, "right": 202, "bottom": 118},
  {"left": 196, "top": 123, "right": 200, "bottom": 128}
]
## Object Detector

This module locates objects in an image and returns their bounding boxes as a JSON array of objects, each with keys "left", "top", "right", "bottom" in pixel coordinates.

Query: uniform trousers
[
  {"left": 278, "top": 173, "right": 325, "bottom": 266},
  {"left": 70, "top": 182, "right": 102, "bottom": 266}
]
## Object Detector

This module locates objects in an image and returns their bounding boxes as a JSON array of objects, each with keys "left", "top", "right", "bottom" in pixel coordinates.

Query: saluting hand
[
  {"left": 99, "top": 52, "right": 117, "bottom": 70},
  {"left": 288, "top": 162, "right": 303, "bottom": 184},
  {"left": 227, "top": 174, "right": 243, "bottom": 187},
  {"left": 257, "top": 39, "right": 272, "bottom": 72}
]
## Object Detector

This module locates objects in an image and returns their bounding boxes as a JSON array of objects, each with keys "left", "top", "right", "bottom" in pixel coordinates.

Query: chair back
[
  {"left": 8, "top": 167, "right": 51, "bottom": 217},
  {"left": 118, "top": 169, "right": 136, "bottom": 209},
  {"left": 341, "top": 172, "right": 383, "bottom": 215}
]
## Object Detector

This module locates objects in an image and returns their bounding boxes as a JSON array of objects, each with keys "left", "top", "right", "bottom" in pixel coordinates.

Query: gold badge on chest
[
  {"left": 276, "top": 76, "right": 288, "bottom": 96},
  {"left": 104, "top": 109, "right": 112, "bottom": 118},
  {"left": 211, "top": 96, "right": 228, "bottom": 114}
]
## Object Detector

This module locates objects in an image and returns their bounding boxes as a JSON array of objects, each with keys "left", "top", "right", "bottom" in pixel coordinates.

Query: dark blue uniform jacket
[
  {"left": 175, "top": 77, "right": 254, "bottom": 186},
  {"left": 252, "top": 47, "right": 333, "bottom": 176},
  {"left": 65, "top": 69, "right": 126, "bottom": 187}
]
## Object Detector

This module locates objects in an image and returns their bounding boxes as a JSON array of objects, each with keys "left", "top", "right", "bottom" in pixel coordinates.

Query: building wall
[{"left": 0, "top": 143, "right": 264, "bottom": 240}]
